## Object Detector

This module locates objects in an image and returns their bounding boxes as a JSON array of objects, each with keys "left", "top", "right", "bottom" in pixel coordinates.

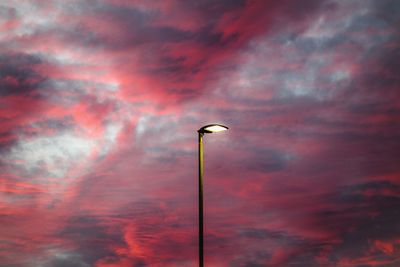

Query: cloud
[
  {"left": 0, "top": 0, "right": 400, "bottom": 266},
  {"left": 0, "top": 53, "right": 45, "bottom": 96}
]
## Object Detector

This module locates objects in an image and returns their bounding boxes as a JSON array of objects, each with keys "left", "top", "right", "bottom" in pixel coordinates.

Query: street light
[{"left": 197, "top": 123, "right": 229, "bottom": 267}]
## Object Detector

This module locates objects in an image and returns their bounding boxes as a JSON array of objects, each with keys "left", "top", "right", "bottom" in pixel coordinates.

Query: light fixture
[{"left": 198, "top": 124, "right": 229, "bottom": 134}]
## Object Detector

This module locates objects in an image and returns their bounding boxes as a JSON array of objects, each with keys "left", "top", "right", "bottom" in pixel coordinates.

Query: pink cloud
[{"left": 0, "top": 0, "right": 400, "bottom": 266}]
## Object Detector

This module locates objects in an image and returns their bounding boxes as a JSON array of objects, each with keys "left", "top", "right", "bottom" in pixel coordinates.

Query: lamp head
[{"left": 198, "top": 124, "right": 229, "bottom": 134}]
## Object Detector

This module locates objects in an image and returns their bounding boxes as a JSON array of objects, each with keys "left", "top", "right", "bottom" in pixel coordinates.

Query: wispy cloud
[{"left": 0, "top": 0, "right": 399, "bottom": 266}]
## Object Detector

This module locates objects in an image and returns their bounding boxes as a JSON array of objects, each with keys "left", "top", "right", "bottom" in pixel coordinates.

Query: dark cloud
[
  {"left": 0, "top": 53, "right": 51, "bottom": 157},
  {"left": 239, "top": 228, "right": 304, "bottom": 246},
  {"left": 56, "top": 215, "right": 124, "bottom": 266},
  {"left": 245, "top": 148, "right": 290, "bottom": 172},
  {"left": 326, "top": 183, "right": 400, "bottom": 264},
  {"left": 373, "top": 0, "right": 400, "bottom": 24},
  {"left": 182, "top": 0, "right": 245, "bottom": 16},
  {"left": 0, "top": 53, "right": 45, "bottom": 96},
  {"left": 68, "top": 3, "right": 191, "bottom": 49},
  {"left": 279, "top": 0, "right": 328, "bottom": 19},
  {"left": 228, "top": 181, "right": 400, "bottom": 266},
  {"left": 13, "top": 117, "right": 75, "bottom": 139}
]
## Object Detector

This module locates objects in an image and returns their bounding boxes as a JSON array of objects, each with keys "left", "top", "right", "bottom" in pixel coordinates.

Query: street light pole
[
  {"left": 198, "top": 131, "right": 204, "bottom": 267},
  {"left": 197, "top": 124, "right": 228, "bottom": 267}
]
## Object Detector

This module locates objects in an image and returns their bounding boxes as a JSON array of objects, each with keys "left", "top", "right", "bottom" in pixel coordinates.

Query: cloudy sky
[{"left": 0, "top": 0, "right": 399, "bottom": 266}]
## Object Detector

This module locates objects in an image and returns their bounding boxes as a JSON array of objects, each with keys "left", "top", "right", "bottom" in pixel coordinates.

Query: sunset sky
[{"left": 1, "top": 0, "right": 400, "bottom": 266}]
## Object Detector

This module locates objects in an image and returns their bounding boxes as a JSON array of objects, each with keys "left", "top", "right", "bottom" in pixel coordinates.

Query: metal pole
[{"left": 198, "top": 132, "right": 204, "bottom": 267}]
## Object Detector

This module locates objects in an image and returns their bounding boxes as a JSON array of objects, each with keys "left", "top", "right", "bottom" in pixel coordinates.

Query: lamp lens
[{"left": 204, "top": 125, "right": 228, "bottom": 132}]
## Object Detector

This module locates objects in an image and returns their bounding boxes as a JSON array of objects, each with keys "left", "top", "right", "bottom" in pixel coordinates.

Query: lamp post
[{"left": 197, "top": 124, "right": 229, "bottom": 267}]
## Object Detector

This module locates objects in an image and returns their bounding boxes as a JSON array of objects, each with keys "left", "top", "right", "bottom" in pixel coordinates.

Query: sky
[{"left": 0, "top": 0, "right": 399, "bottom": 266}]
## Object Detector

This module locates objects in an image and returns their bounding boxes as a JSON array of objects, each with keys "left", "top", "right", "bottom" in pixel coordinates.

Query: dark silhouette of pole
[{"left": 198, "top": 132, "right": 204, "bottom": 267}]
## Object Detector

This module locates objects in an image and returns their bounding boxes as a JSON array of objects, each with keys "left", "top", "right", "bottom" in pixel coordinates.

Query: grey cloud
[
  {"left": 58, "top": 0, "right": 245, "bottom": 50},
  {"left": 0, "top": 53, "right": 45, "bottom": 96},
  {"left": 373, "top": 0, "right": 400, "bottom": 24},
  {"left": 239, "top": 228, "right": 304, "bottom": 246},
  {"left": 13, "top": 117, "right": 75, "bottom": 139},
  {"left": 0, "top": 5, "right": 17, "bottom": 20},
  {"left": 42, "top": 252, "right": 90, "bottom": 267},
  {"left": 79, "top": 3, "right": 190, "bottom": 49},
  {"left": 55, "top": 215, "right": 124, "bottom": 266},
  {"left": 328, "top": 195, "right": 400, "bottom": 264},
  {"left": 230, "top": 228, "right": 320, "bottom": 267},
  {"left": 340, "top": 181, "right": 400, "bottom": 195},
  {"left": 246, "top": 148, "right": 291, "bottom": 172}
]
